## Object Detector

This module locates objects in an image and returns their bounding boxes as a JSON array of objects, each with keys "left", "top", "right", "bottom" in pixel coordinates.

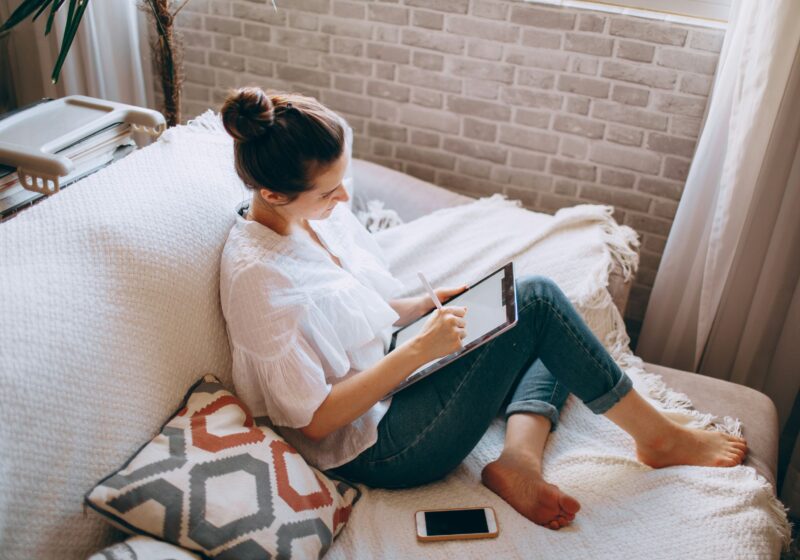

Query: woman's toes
[
  {"left": 721, "top": 453, "right": 740, "bottom": 466},
  {"left": 560, "top": 492, "right": 581, "bottom": 514},
  {"left": 714, "top": 455, "right": 732, "bottom": 467},
  {"left": 638, "top": 426, "right": 750, "bottom": 469},
  {"left": 548, "top": 520, "right": 559, "bottom": 530}
]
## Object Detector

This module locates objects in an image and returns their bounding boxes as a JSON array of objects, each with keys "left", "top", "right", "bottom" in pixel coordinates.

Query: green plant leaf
[
  {"left": 51, "top": 0, "right": 90, "bottom": 83},
  {"left": 0, "top": 0, "right": 49, "bottom": 32},
  {"left": 1, "top": 0, "right": 161, "bottom": 85},
  {"left": 45, "top": 0, "right": 67, "bottom": 35},
  {"left": 31, "top": 0, "right": 54, "bottom": 22}
]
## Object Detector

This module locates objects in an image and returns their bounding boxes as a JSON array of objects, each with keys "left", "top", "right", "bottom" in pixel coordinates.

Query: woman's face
[{"left": 262, "top": 152, "right": 351, "bottom": 222}]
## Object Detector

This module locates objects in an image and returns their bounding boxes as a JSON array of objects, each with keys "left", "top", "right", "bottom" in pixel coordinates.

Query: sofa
[{"left": 0, "top": 115, "right": 784, "bottom": 558}]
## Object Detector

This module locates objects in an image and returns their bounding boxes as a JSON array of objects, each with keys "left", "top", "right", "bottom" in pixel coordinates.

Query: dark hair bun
[{"left": 221, "top": 87, "right": 275, "bottom": 142}]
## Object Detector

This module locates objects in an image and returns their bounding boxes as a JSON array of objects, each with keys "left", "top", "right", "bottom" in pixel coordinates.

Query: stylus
[{"left": 417, "top": 272, "right": 443, "bottom": 311}]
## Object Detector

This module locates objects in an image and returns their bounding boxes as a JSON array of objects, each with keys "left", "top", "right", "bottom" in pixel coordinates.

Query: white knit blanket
[
  {"left": 0, "top": 112, "right": 787, "bottom": 559},
  {"left": 326, "top": 196, "right": 790, "bottom": 559}
]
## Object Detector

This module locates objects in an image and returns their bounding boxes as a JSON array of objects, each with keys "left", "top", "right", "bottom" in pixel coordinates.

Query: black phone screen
[{"left": 425, "top": 509, "right": 489, "bottom": 536}]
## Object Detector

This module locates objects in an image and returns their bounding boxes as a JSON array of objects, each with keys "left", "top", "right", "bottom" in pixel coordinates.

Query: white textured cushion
[
  {"left": 0, "top": 118, "right": 246, "bottom": 558},
  {"left": 89, "top": 536, "right": 201, "bottom": 560},
  {"left": 0, "top": 111, "right": 368, "bottom": 558}
]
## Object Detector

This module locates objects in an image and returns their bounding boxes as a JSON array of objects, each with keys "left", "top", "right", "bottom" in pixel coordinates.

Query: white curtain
[
  {"left": 636, "top": 0, "right": 800, "bottom": 510},
  {"left": 2, "top": 0, "right": 153, "bottom": 109}
]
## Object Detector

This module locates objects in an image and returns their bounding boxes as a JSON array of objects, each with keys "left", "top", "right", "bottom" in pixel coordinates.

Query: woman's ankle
[
  {"left": 497, "top": 448, "right": 543, "bottom": 472},
  {"left": 603, "top": 390, "right": 680, "bottom": 447}
]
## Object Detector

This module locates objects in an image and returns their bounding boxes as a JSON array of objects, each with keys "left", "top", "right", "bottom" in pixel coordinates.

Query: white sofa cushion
[
  {"left": 88, "top": 535, "right": 201, "bottom": 560},
  {"left": 0, "top": 111, "right": 363, "bottom": 558},
  {"left": 0, "top": 116, "right": 245, "bottom": 557}
]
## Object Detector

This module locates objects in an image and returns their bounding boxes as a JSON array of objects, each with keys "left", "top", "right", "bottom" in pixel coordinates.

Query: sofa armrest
[{"left": 352, "top": 158, "right": 473, "bottom": 222}]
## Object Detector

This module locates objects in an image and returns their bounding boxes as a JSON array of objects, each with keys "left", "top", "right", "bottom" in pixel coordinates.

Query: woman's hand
[
  {"left": 414, "top": 305, "right": 468, "bottom": 362},
  {"left": 419, "top": 285, "right": 469, "bottom": 315},
  {"left": 390, "top": 285, "right": 469, "bottom": 327},
  {"left": 301, "top": 285, "right": 468, "bottom": 441}
]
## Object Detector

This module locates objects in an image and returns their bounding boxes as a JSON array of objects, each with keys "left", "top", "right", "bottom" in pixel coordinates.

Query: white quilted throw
[
  {"left": 0, "top": 112, "right": 788, "bottom": 559},
  {"left": 325, "top": 198, "right": 791, "bottom": 559}
]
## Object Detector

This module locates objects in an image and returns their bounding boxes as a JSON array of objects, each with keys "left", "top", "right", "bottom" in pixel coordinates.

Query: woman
[{"left": 219, "top": 87, "right": 747, "bottom": 531}]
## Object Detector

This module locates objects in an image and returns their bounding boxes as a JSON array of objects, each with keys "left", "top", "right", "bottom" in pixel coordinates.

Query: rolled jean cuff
[
  {"left": 505, "top": 400, "right": 561, "bottom": 431},
  {"left": 583, "top": 371, "right": 633, "bottom": 415}
]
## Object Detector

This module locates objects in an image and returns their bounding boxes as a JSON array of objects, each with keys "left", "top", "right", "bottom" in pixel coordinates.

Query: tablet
[{"left": 383, "top": 262, "right": 518, "bottom": 399}]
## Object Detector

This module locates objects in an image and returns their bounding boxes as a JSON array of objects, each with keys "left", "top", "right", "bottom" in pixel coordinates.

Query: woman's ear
[{"left": 259, "top": 188, "right": 288, "bottom": 206}]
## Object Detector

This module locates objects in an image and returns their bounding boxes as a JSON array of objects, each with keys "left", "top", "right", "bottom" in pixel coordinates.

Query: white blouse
[{"left": 219, "top": 203, "right": 405, "bottom": 470}]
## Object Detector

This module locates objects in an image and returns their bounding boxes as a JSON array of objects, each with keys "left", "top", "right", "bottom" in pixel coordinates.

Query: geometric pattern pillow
[{"left": 85, "top": 375, "right": 359, "bottom": 560}]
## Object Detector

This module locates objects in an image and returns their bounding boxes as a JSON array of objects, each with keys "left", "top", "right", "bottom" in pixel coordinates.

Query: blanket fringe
[
  {"left": 765, "top": 489, "right": 794, "bottom": 550},
  {"left": 570, "top": 205, "right": 640, "bottom": 310},
  {"left": 602, "top": 221, "right": 640, "bottom": 282},
  {"left": 743, "top": 466, "right": 794, "bottom": 550},
  {"left": 158, "top": 110, "right": 227, "bottom": 143},
  {"left": 576, "top": 284, "right": 614, "bottom": 310},
  {"left": 606, "top": 331, "right": 745, "bottom": 436},
  {"left": 186, "top": 110, "right": 226, "bottom": 133}
]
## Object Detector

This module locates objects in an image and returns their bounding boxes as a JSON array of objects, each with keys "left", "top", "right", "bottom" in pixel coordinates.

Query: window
[
  {"left": 530, "top": 0, "right": 731, "bottom": 25},
  {"left": 604, "top": 0, "right": 731, "bottom": 21}
]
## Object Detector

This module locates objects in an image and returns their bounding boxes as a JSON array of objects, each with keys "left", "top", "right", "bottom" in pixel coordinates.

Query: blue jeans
[{"left": 329, "top": 275, "right": 633, "bottom": 488}]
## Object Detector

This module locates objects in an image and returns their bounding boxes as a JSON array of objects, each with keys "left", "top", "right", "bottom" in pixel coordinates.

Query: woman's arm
[
  {"left": 299, "top": 304, "right": 468, "bottom": 442},
  {"left": 389, "top": 296, "right": 427, "bottom": 327}
]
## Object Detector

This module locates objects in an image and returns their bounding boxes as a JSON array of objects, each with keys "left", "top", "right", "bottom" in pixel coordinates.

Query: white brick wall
[{"left": 163, "top": 0, "right": 725, "bottom": 346}]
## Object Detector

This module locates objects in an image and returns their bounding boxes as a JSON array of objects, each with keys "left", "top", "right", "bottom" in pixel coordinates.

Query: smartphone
[{"left": 415, "top": 507, "right": 499, "bottom": 542}]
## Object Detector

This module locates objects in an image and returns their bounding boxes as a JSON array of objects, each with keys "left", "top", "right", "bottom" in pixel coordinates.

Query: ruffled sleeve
[
  {"left": 311, "top": 281, "right": 399, "bottom": 369},
  {"left": 334, "top": 205, "right": 405, "bottom": 301},
  {"left": 223, "top": 264, "right": 334, "bottom": 428}
]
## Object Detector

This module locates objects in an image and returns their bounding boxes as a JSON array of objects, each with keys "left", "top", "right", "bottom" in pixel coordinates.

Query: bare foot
[
  {"left": 636, "top": 423, "right": 748, "bottom": 469},
  {"left": 481, "top": 452, "right": 581, "bottom": 530}
]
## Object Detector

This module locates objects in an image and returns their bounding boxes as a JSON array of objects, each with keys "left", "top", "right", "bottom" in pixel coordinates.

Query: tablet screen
[{"left": 391, "top": 267, "right": 510, "bottom": 361}]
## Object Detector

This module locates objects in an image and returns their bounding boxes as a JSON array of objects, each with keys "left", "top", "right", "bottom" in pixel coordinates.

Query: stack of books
[
  {"left": 0, "top": 122, "right": 137, "bottom": 219},
  {"left": 0, "top": 96, "right": 165, "bottom": 221}
]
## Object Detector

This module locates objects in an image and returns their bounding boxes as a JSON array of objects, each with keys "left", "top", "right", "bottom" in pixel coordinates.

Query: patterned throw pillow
[{"left": 85, "top": 375, "right": 359, "bottom": 559}]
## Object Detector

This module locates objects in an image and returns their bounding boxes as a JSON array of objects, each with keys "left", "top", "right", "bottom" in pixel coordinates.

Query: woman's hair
[{"left": 220, "top": 87, "right": 345, "bottom": 205}]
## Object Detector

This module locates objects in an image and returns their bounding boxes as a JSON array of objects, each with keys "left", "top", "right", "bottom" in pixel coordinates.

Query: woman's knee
[{"left": 517, "top": 274, "right": 563, "bottom": 307}]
